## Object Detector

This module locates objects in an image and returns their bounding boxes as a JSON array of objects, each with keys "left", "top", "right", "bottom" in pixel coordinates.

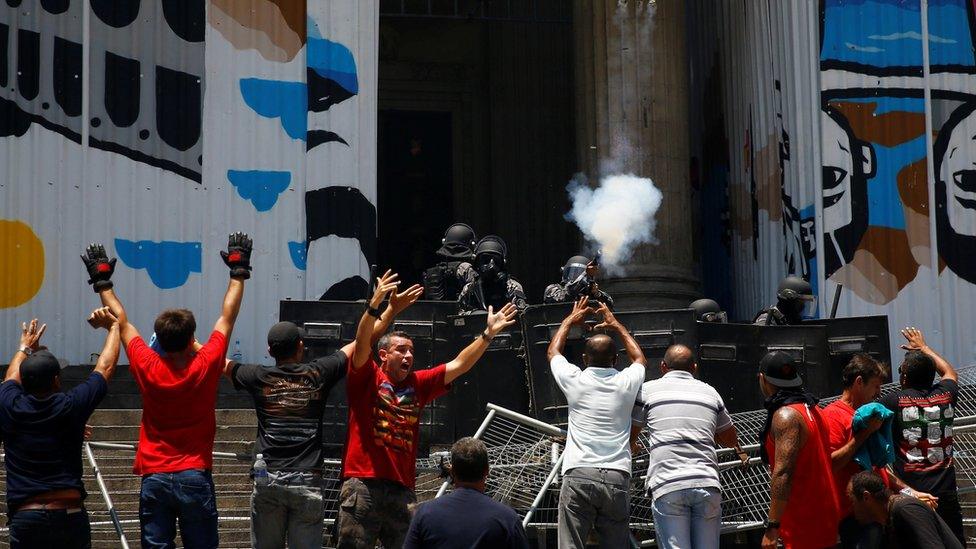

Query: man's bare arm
[
  {"left": 547, "top": 296, "right": 590, "bottom": 361},
  {"left": 213, "top": 278, "right": 245, "bottom": 338},
  {"left": 901, "top": 327, "right": 957, "bottom": 383},
  {"left": 5, "top": 319, "right": 47, "bottom": 384},
  {"left": 89, "top": 308, "right": 121, "bottom": 383},
  {"left": 767, "top": 407, "right": 806, "bottom": 521},
  {"left": 593, "top": 302, "right": 646, "bottom": 366},
  {"left": 715, "top": 424, "right": 739, "bottom": 448},
  {"left": 97, "top": 288, "right": 140, "bottom": 346},
  {"left": 350, "top": 271, "right": 400, "bottom": 370},
  {"left": 444, "top": 303, "right": 518, "bottom": 384}
]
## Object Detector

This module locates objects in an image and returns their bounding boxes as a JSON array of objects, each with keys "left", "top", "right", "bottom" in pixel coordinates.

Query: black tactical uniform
[{"left": 422, "top": 223, "right": 477, "bottom": 301}]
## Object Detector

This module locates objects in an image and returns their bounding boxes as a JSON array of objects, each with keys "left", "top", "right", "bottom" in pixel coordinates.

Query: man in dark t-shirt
[
  {"left": 0, "top": 309, "right": 120, "bottom": 549},
  {"left": 404, "top": 437, "right": 528, "bottom": 549},
  {"left": 879, "top": 327, "right": 965, "bottom": 546},
  {"left": 230, "top": 283, "right": 423, "bottom": 548},
  {"left": 848, "top": 470, "right": 962, "bottom": 549}
]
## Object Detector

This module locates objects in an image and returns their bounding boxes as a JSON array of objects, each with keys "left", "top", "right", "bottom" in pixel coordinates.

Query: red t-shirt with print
[
  {"left": 126, "top": 331, "right": 227, "bottom": 475},
  {"left": 342, "top": 356, "right": 448, "bottom": 489}
]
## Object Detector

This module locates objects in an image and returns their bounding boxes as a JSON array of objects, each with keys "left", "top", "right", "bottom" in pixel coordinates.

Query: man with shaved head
[
  {"left": 547, "top": 297, "right": 646, "bottom": 548},
  {"left": 630, "top": 344, "right": 743, "bottom": 549}
]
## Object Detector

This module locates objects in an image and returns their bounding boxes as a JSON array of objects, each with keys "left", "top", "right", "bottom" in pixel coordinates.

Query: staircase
[{"left": 0, "top": 408, "right": 258, "bottom": 549}]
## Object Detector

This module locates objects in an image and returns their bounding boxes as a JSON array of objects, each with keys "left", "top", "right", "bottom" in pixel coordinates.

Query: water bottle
[
  {"left": 232, "top": 339, "right": 243, "bottom": 362},
  {"left": 253, "top": 453, "right": 269, "bottom": 487}
]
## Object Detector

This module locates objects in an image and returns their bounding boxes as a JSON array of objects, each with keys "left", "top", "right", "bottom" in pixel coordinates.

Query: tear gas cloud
[{"left": 565, "top": 173, "right": 664, "bottom": 273}]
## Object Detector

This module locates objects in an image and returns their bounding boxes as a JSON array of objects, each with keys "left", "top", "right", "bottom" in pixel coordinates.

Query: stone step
[
  {"left": 86, "top": 408, "right": 259, "bottom": 426},
  {"left": 85, "top": 425, "right": 257, "bottom": 442}
]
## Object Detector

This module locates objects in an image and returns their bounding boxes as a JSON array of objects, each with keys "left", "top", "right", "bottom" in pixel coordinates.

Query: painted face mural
[
  {"left": 936, "top": 101, "right": 976, "bottom": 282},
  {"left": 775, "top": 81, "right": 814, "bottom": 281},
  {"left": 821, "top": 106, "right": 874, "bottom": 278}
]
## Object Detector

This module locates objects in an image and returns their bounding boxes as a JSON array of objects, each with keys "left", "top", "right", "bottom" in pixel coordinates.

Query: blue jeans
[
  {"left": 251, "top": 471, "right": 324, "bottom": 549},
  {"left": 139, "top": 470, "right": 219, "bottom": 549},
  {"left": 9, "top": 508, "right": 91, "bottom": 549},
  {"left": 651, "top": 486, "right": 721, "bottom": 549}
]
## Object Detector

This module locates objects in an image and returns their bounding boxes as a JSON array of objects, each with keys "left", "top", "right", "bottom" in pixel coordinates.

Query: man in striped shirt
[{"left": 630, "top": 344, "right": 742, "bottom": 549}]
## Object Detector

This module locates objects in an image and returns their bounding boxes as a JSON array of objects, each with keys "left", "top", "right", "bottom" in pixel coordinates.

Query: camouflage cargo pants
[{"left": 336, "top": 477, "right": 416, "bottom": 549}]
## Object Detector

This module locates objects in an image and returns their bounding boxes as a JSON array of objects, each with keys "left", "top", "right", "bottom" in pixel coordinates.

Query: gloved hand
[
  {"left": 220, "top": 232, "right": 253, "bottom": 279},
  {"left": 80, "top": 244, "right": 117, "bottom": 292}
]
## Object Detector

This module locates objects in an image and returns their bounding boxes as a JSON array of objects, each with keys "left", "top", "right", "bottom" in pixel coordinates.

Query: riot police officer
[
  {"left": 690, "top": 298, "right": 727, "bottom": 323},
  {"left": 458, "top": 235, "right": 528, "bottom": 313},
  {"left": 543, "top": 255, "right": 614, "bottom": 308},
  {"left": 422, "top": 223, "right": 477, "bottom": 301},
  {"left": 754, "top": 275, "right": 815, "bottom": 325}
]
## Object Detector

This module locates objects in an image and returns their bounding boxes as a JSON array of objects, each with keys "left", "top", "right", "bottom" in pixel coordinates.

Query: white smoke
[{"left": 565, "top": 173, "right": 664, "bottom": 273}]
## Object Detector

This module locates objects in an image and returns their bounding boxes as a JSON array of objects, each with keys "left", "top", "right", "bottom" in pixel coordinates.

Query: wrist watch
[
  {"left": 479, "top": 329, "right": 493, "bottom": 342},
  {"left": 365, "top": 305, "right": 382, "bottom": 319},
  {"left": 17, "top": 346, "right": 32, "bottom": 356},
  {"left": 763, "top": 518, "right": 780, "bottom": 531}
]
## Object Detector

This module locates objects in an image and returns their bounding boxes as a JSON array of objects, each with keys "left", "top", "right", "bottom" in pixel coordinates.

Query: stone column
[{"left": 573, "top": 0, "right": 698, "bottom": 309}]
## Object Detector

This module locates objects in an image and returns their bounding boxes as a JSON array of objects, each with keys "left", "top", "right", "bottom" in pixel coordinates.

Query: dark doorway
[{"left": 377, "top": 110, "right": 454, "bottom": 285}]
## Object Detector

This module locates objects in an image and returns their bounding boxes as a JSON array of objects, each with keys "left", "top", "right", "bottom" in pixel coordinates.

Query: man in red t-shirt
[
  {"left": 82, "top": 233, "right": 252, "bottom": 549},
  {"left": 822, "top": 353, "right": 937, "bottom": 548},
  {"left": 336, "top": 270, "right": 518, "bottom": 549},
  {"left": 758, "top": 351, "right": 840, "bottom": 549}
]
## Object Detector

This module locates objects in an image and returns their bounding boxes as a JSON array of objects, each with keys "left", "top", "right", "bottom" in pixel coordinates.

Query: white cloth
[{"left": 549, "top": 354, "right": 645, "bottom": 474}]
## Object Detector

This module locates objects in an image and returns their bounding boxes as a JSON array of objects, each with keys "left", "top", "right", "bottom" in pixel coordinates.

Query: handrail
[
  {"left": 84, "top": 442, "right": 131, "bottom": 549},
  {"left": 486, "top": 403, "right": 566, "bottom": 437}
]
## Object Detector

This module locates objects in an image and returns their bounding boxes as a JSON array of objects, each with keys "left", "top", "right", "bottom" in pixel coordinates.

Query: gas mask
[{"left": 475, "top": 254, "right": 506, "bottom": 284}]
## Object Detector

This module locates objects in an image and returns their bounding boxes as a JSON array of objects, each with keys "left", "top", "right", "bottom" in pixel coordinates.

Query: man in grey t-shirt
[
  {"left": 548, "top": 297, "right": 646, "bottom": 549},
  {"left": 630, "top": 345, "right": 743, "bottom": 549}
]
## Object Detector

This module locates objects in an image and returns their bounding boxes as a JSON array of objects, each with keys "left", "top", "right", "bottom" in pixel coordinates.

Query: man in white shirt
[{"left": 547, "top": 297, "right": 647, "bottom": 549}]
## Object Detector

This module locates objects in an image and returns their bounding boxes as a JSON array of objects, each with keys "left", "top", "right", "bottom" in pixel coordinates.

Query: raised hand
[
  {"left": 80, "top": 243, "right": 117, "bottom": 292},
  {"left": 87, "top": 306, "right": 119, "bottom": 330},
  {"left": 220, "top": 232, "right": 253, "bottom": 279},
  {"left": 900, "top": 326, "right": 928, "bottom": 352},
  {"left": 592, "top": 301, "right": 621, "bottom": 332},
  {"left": 486, "top": 302, "right": 518, "bottom": 336},
  {"left": 565, "top": 296, "right": 592, "bottom": 326},
  {"left": 390, "top": 283, "right": 424, "bottom": 314},
  {"left": 19, "top": 318, "right": 47, "bottom": 351},
  {"left": 369, "top": 269, "right": 400, "bottom": 308}
]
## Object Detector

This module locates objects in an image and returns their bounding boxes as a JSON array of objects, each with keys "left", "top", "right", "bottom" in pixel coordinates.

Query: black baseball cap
[
  {"left": 267, "top": 321, "right": 305, "bottom": 358},
  {"left": 21, "top": 350, "right": 67, "bottom": 391},
  {"left": 759, "top": 351, "right": 803, "bottom": 388}
]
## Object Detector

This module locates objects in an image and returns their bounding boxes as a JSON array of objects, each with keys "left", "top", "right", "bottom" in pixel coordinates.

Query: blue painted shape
[
  {"left": 288, "top": 241, "right": 307, "bottom": 270},
  {"left": 240, "top": 78, "right": 307, "bottom": 140},
  {"left": 227, "top": 170, "right": 291, "bottom": 212},
  {"left": 821, "top": 0, "right": 973, "bottom": 68},
  {"left": 307, "top": 37, "right": 358, "bottom": 95},
  {"left": 114, "top": 238, "right": 202, "bottom": 289},
  {"left": 866, "top": 134, "right": 927, "bottom": 229}
]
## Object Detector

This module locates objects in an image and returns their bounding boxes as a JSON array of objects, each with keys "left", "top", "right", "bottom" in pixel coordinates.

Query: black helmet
[
  {"left": 474, "top": 235, "right": 507, "bottom": 260},
  {"left": 436, "top": 223, "right": 477, "bottom": 259},
  {"left": 690, "top": 298, "right": 727, "bottom": 323},
  {"left": 561, "top": 255, "right": 590, "bottom": 284},
  {"left": 776, "top": 275, "right": 814, "bottom": 302}
]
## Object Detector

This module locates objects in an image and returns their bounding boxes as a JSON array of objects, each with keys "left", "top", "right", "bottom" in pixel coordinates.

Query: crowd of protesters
[{"left": 0, "top": 235, "right": 969, "bottom": 549}]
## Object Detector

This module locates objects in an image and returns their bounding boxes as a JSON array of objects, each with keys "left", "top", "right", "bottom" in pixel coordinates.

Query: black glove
[
  {"left": 220, "top": 232, "right": 253, "bottom": 279},
  {"left": 80, "top": 244, "right": 117, "bottom": 293}
]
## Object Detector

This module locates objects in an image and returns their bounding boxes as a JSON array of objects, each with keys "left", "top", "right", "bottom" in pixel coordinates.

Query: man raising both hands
[
  {"left": 548, "top": 297, "right": 647, "bottom": 549},
  {"left": 337, "top": 270, "right": 518, "bottom": 549}
]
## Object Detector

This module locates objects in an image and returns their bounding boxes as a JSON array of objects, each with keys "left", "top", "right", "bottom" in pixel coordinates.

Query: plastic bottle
[
  {"left": 253, "top": 453, "right": 268, "bottom": 486},
  {"left": 232, "top": 339, "right": 243, "bottom": 362}
]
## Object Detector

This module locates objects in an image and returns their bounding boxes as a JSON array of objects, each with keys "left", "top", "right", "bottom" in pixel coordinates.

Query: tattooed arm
[{"left": 762, "top": 406, "right": 808, "bottom": 549}]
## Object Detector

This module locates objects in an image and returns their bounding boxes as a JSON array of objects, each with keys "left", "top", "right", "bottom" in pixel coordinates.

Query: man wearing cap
[
  {"left": 228, "top": 280, "right": 423, "bottom": 549},
  {"left": 758, "top": 351, "right": 840, "bottom": 549},
  {"left": 81, "top": 233, "right": 252, "bottom": 548},
  {"left": 0, "top": 308, "right": 121, "bottom": 548}
]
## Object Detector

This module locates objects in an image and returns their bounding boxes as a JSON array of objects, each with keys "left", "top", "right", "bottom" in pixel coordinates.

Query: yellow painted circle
[{"left": 0, "top": 220, "right": 45, "bottom": 308}]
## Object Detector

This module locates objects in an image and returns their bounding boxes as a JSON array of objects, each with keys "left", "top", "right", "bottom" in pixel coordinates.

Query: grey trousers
[
  {"left": 251, "top": 472, "right": 324, "bottom": 549},
  {"left": 557, "top": 467, "right": 631, "bottom": 549}
]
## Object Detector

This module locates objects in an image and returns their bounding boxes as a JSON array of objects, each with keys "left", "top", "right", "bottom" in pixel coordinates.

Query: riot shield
[
  {"left": 802, "top": 316, "right": 892, "bottom": 392},
  {"left": 697, "top": 323, "right": 829, "bottom": 412},
  {"left": 522, "top": 304, "right": 697, "bottom": 426},
  {"left": 278, "top": 299, "right": 459, "bottom": 457},
  {"left": 447, "top": 312, "right": 530, "bottom": 438}
]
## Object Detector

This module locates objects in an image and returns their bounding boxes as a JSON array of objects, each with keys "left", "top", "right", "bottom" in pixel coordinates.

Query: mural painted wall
[
  {"left": 0, "top": 0, "right": 378, "bottom": 364},
  {"left": 691, "top": 0, "right": 976, "bottom": 366}
]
